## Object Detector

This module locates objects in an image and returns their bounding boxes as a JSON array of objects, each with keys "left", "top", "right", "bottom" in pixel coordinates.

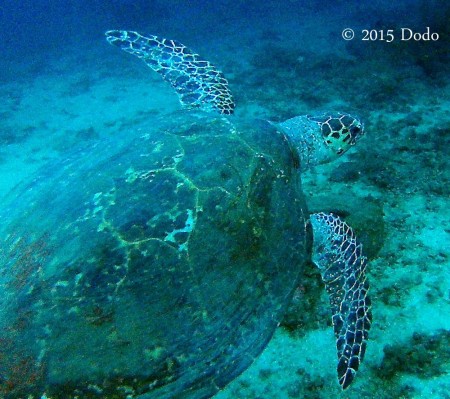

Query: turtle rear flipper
[
  {"left": 310, "top": 212, "right": 372, "bottom": 389},
  {"left": 105, "top": 30, "right": 235, "bottom": 115}
]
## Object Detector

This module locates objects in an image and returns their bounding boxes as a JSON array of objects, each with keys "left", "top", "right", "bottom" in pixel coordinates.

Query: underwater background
[{"left": 0, "top": 0, "right": 449, "bottom": 398}]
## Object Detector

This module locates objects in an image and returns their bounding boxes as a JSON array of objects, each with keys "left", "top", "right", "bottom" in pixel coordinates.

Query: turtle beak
[{"left": 349, "top": 121, "right": 364, "bottom": 144}]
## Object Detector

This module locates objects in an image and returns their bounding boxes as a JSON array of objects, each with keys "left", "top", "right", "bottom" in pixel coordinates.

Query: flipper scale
[
  {"left": 310, "top": 212, "right": 372, "bottom": 390},
  {"left": 105, "top": 30, "right": 235, "bottom": 115}
]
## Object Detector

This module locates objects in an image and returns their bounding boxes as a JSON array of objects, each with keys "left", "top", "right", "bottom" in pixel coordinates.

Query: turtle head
[
  {"left": 274, "top": 112, "right": 364, "bottom": 169},
  {"left": 308, "top": 112, "right": 364, "bottom": 157}
]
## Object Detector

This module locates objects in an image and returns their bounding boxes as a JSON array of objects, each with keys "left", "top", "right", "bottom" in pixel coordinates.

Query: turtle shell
[{"left": 0, "top": 111, "right": 309, "bottom": 399}]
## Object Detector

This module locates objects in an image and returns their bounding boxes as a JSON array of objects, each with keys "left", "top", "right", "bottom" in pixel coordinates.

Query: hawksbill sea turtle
[
  {"left": 0, "top": 30, "right": 371, "bottom": 399},
  {"left": 105, "top": 30, "right": 372, "bottom": 389}
]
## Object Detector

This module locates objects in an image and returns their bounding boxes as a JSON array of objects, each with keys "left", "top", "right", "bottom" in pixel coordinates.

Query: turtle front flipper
[
  {"left": 310, "top": 212, "right": 372, "bottom": 389},
  {"left": 105, "top": 30, "right": 235, "bottom": 115}
]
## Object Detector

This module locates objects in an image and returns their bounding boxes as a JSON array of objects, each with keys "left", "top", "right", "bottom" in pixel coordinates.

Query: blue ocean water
[{"left": 0, "top": 1, "right": 449, "bottom": 398}]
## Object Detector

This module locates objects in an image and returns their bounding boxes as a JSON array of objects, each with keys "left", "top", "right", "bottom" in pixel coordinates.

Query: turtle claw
[{"left": 310, "top": 212, "right": 372, "bottom": 390}]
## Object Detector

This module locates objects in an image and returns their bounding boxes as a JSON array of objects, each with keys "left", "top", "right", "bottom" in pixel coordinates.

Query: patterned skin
[
  {"left": 308, "top": 113, "right": 364, "bottom": 156},
  {"left": 310, "top": 213, "right": 372, "bottom": 389},
  {"left": 106, "top": 30, "right": 235, "bottom": 114},
  {"left": 106, "top": 30, "right": 371, "bottom": 390},
  {"left": 277, "top": 113, "right": 364, "bottom": 169}
]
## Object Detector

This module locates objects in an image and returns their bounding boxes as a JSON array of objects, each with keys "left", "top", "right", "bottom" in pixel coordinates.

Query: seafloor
[{"left": 0, "top": 1, "right": 449, "bottom": 398}]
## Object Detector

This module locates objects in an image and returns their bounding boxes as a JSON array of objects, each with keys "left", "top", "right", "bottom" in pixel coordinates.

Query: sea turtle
[{"left": 0, "top": 31, "right": 371, "bottom": 399}]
